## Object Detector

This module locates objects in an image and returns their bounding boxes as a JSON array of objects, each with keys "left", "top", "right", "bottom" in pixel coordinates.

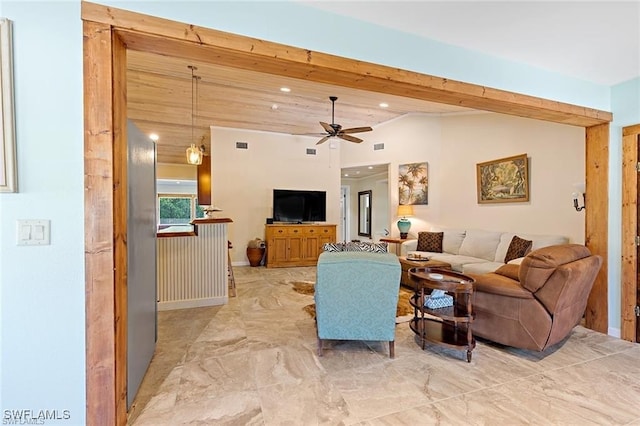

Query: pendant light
[{"left": 186, "top": 65, "right": 203, "bottom": 165}]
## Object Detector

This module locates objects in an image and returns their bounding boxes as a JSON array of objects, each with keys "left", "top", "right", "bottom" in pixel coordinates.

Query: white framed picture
[{"left": 0, "top": 18, "right": 16, "bottom": 193}]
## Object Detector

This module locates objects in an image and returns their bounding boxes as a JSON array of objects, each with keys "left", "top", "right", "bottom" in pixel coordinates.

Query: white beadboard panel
[
  {"left": 157, "top": 296, "right": 227, "bottom": 311},
  {"left": 157, "top": 222, "right": 229, "bottom": 310}
]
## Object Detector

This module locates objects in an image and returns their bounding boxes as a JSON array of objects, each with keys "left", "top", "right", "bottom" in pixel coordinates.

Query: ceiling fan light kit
[{"left": 314, "top": 96, "right": 372, "bottom": 145}]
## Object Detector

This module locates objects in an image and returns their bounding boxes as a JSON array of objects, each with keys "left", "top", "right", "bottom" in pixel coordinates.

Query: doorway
[
  {"left": 341, "top": 164, "right": 389, "bottom": 242},
  {"left": 82, "top": 3, "right": 612, "bottom": 424},
  {"left": 621, "top": 124, "right": 640, "bottom": 342},
  {"left": 340, "top": 185, "right": 350, "bottom": 241}
]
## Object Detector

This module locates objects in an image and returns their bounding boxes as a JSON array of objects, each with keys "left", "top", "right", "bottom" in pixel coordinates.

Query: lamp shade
[{"left": 397, "top": 204, "right": 414, "bottom": 217}]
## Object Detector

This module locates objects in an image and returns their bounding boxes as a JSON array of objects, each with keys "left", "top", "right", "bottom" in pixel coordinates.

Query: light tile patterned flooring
[{"left": 129, "top": 265, "right": 640, "bottom": 425}]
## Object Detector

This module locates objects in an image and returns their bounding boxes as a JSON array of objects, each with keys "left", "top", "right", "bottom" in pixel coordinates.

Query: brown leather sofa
[{"left": 469, "top": 244, "right": 602, "bottom": 351}]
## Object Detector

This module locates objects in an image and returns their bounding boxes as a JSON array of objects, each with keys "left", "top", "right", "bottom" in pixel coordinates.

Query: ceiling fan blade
[
  {"left": 338, "top": 134, "right": 363, "bottom": 143},
  {"left": 320, "top": 121, "right": 334, "bottom": 134},
  {"left": 296, "top": 132, "right": 328, "bottom": 137},
  {"left": 341, "top": 126, "right": 373, "bottom": 134},
  {"left": 316, "top": 135, "right": 331, "bottom": 145}
]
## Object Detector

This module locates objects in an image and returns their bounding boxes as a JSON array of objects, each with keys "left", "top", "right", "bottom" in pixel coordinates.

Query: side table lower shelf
[
  {"left": 409, "top": 317, "right": 475, "bottom": 362},
  {"left": 407, "top": 267, "right": 476, "bottom": 362}
]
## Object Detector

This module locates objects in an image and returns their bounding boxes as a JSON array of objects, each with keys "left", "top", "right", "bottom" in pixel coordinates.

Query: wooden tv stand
[{"left": 265, "top": 223, "right": 337, "bottom": 268}]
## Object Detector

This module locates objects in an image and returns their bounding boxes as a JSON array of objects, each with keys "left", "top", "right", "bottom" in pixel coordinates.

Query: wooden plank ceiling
[{"left": 126, "top": 50, "right": 471, "bottom": 164}]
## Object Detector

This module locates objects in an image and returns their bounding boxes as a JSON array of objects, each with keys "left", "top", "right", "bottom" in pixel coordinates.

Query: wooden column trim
[
  {"left": 584, "top": 123, "right": 609, "bottom": 333},
  {"left": 112, "top": 32, "right": 129, "bottom": 425},
  {"left": 621, "top": 124, "right": 640, "bottom": 341},
  {"left": 83, "top": 19, "right": 117, "bottom": 426}
]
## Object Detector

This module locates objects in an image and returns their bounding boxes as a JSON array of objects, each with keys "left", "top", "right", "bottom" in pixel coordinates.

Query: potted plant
[{"left": 246, "top": 238, "right": 266, "bottom": 267}]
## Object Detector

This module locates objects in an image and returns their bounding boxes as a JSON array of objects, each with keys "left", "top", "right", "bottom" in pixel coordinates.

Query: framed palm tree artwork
[
  {"left": 476, "top": 154, "right": 529, "bottom": 204},
  {"left": 398, "top": 162, "right": 428, "bottom": 205}
]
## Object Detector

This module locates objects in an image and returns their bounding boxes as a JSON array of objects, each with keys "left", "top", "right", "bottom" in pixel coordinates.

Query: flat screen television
[{"left": 272, "top": 189, "right": 327, "bottom": 223}]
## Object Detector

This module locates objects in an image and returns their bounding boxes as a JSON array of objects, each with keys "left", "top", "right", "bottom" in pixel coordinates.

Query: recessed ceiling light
[
  {"left": 379, "top": 102, "right": 389, "bottom": 108},
  {"left": 368, "top": 166, "right": 373, "bottom": 169},
  {"left": 344, "top": 173, "right": 349, "bottom": 177},
  {"left": 271, "top": 104, "right": 279, "bottom": 110},
  {"left": 280, "top": 87, "right": 291, "bottom": 93},
  {"left": 149, "top": 133, "right": 159, "bottom": 141},
  {"left": 355, "top": 171, "right": 360, "bottom": 174}
]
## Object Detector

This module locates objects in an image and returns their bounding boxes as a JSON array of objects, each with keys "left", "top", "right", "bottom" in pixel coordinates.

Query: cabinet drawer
[
  {"left": 307, "top": 226, "right": 335, "bottom": 238},
  {"left": 284, "top": 227, "right": 304, "bottom": 236}
]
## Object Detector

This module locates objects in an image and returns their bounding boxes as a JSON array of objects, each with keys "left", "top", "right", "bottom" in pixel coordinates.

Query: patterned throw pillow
[
  {"left": 322, "top": 242, "right": 344, "bottom": 252},
  {"left": 504, "top": 235, "right": 532, "bottom": 263},
  {"left": 416, "top": 232, "right": 444, "bottom": 253},
  {"left": 342, "top": 241, "right": 388, "bottom": 252},
  {"left": 367, "top": 242, "right": 388, "bottom": 253}
]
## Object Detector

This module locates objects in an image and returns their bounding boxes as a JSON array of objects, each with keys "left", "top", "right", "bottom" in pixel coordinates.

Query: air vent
[
  {"left": 235, "top": 142, "right": 248, "bottom": 149},
  {"left": 306, "top": 148, "right": 317, "bottom": 155},
  {"left": 373, "top": 143, "right": 385, "bottom": 151}
]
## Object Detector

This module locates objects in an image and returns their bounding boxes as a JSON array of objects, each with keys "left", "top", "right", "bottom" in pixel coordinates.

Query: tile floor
[{"left": 129, "top": 265, "right": 640, "bottom": 425}]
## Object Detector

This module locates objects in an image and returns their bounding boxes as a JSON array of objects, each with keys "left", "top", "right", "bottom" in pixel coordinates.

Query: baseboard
[{"left": 158, "top": 296, "right": 228, "bottom": 311}]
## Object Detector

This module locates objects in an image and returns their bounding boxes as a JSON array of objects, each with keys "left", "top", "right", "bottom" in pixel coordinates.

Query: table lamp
[{"left": 396, "top": 205, "right": 414, "bottom": 239}]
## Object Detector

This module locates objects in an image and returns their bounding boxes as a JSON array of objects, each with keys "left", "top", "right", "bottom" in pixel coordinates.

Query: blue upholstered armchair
[{"left": 315, "top": 251, "right": 401, "bottom": 358}]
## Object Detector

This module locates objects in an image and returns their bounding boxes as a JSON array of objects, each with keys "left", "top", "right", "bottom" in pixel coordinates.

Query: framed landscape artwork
[
  {"left": 476, "top": 154, "right": 529, "bottom": 204},
  {"left": 0, "top": 18, "right": 16, "bottom": 193},
  {"left": 398, "top": 162, "right": 428, "bottom": 205}
]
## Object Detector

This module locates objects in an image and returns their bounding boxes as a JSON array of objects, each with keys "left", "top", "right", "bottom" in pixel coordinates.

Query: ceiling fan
[{"left": 308, "top": 96, "right": 373, "bottom": 145}]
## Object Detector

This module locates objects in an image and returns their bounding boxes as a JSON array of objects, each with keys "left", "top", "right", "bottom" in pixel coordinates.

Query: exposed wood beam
[{"left": 82, "top": 2, "right": 611, "bottom": 129}]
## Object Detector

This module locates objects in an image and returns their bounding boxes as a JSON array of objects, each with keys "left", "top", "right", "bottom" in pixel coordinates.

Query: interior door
[{"left": 126, "top": 121, "right": 157, "bottom": 408}]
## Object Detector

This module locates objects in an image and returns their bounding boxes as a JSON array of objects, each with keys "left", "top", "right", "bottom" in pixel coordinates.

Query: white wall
[
  {"left": 0, "top": 1, "right": 85, "bottom": 420},
  {"left": 210, "top": 127, "right": 341, "bottom": 264},
  {"left": 341, "top": 113, "right": 585, "bottom": 244}
]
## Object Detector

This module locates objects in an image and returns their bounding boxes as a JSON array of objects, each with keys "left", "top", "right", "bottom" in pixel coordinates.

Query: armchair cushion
[
  {"left": 494, "top": 263, "right": 520, "bottom": 281},
  {"left": 519, "top": 244, "right": 591, "bottom": 293},
  {"left": 473, "top": 270, "right": 534, "bottom": 299}
]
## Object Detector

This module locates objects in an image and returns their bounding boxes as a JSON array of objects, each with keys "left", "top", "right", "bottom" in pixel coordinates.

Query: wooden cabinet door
[
  {"left": 288, "top": 235, "right": 304, "bottom": 262},
  {"left": 305, "top": 235, "right": 320, "bottom": 260},
  {"left": 269, "top": 236, "right": 289, "bottom": 264}
]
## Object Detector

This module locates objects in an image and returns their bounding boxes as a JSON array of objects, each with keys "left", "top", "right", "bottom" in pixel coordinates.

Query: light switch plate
[{"left": 16, "top": 220, "right": 50, "bottom": 246}]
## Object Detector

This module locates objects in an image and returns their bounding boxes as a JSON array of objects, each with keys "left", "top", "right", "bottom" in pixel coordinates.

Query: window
[{"left": 158, "top": 194, "right": 204, "bottom": 226}]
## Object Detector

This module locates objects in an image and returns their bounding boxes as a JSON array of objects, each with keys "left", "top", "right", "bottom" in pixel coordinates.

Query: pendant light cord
[{"left": 189, "top": 65, "right": 196, "bottom": 148}]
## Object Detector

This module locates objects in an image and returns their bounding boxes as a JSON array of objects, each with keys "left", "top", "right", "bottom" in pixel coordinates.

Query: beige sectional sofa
[{"left": 400, "top": 228, "right": 569, "bottom": 274}]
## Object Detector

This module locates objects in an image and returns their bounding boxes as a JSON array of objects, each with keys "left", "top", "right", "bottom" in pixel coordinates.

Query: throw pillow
[
  {"left": 504, "top": 235, "right": 532, "bottom": 263},
  {"left": 366, "top": 242, "right": 388, "bottom": 253},
  {"left": 342, "top": 241, "right": 388, "bottom": 252},
  {"left": 322, "top": 242, "right": 344, "bottom": 252},
  {"left": 416, "top": 232, "right": 444, "bottom": 253}
]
